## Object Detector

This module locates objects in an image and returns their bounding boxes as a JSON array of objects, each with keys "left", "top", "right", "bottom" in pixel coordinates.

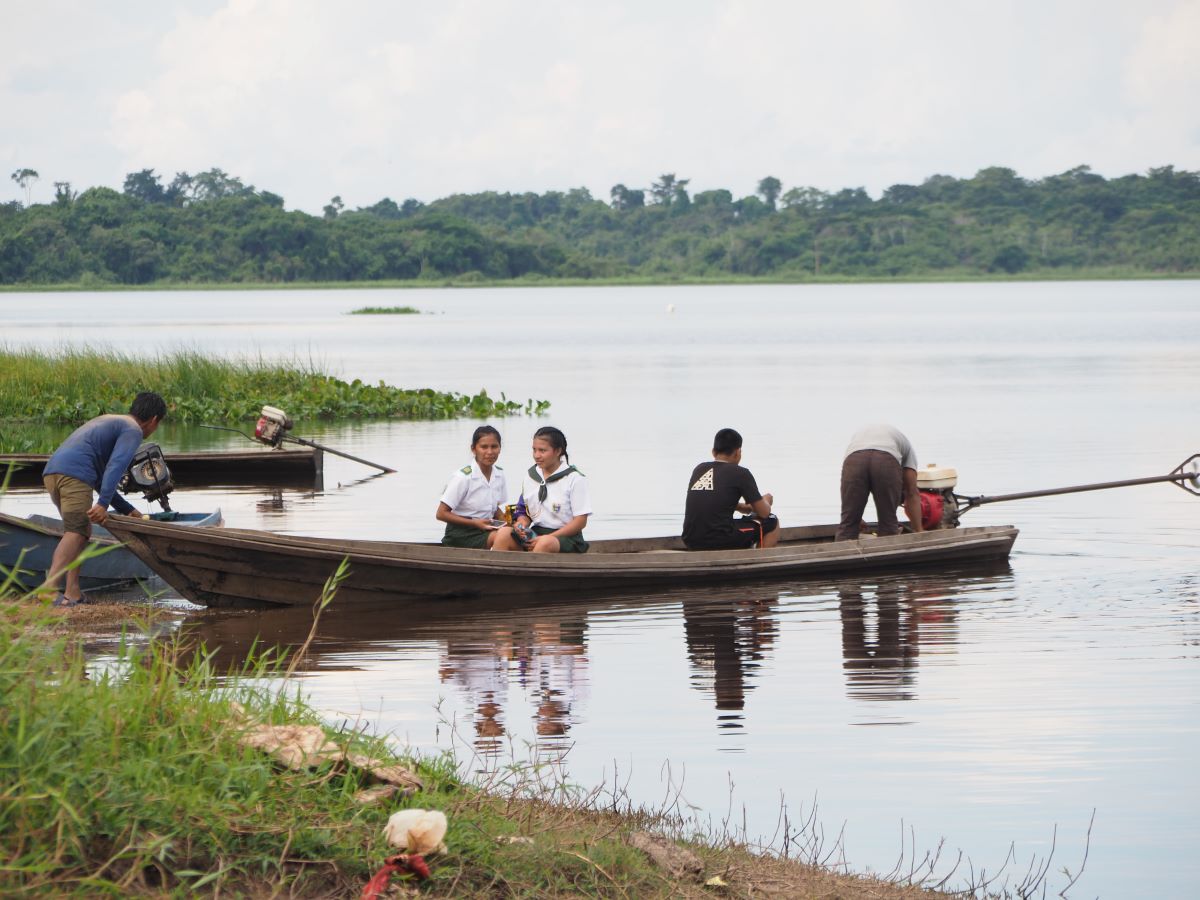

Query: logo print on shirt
[{"left": 691, "top": 469, "right": 715, "bottom": 491}]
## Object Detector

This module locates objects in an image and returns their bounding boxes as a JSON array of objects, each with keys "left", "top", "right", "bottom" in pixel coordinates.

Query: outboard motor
[
  {"left": 916, "top": 464, "right": 959, "bottom": 529},
  {"left": 201, "top": 403, "right": 396, "bottom": 474},
  {"left": 118, "top": 443, "right": 174, "bottom": 511},
  {"left": 253, "top": 405, "right": 294, "bottom": 447}
]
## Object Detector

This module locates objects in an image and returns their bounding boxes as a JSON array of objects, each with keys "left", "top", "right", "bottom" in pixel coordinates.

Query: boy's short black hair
[
  {"left": 130, "top": 391, "right": 167, "bottom": 423},
  {"left": 712, "top": 428, "right": 743, "bottom": 456}
]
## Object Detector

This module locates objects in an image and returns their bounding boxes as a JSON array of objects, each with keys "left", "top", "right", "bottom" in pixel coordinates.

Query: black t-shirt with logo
[{"left": 682, "top": 461, "right": 763, "bottom": 549}]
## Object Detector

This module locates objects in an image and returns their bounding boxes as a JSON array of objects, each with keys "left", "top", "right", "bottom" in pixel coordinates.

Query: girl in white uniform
[
  {"left": 436, "top": 426, "right": 507, "bottom": 549},
  {"left": 492, "top": 426, "right": 591, "bottom": 554}
]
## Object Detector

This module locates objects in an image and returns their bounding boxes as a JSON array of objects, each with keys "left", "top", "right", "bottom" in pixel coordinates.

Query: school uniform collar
[{"left": 528, "top": 459, "right": 576, "bottom": 502}]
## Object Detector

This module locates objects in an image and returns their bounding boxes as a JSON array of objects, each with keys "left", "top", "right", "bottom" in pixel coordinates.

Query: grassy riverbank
[
  {"left": 0, "top": 348, "right": 548, "bottom": 429},
  {"left": 1, "top": 267, "right": 1196, "bottom": 293},
  {"left": 1, "top": 587, "right": 958, "bottom": 899}
]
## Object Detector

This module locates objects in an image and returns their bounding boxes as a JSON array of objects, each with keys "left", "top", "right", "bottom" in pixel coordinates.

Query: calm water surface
[{"left": 2, "top": 282, "right": 1198, "bottom": 897}]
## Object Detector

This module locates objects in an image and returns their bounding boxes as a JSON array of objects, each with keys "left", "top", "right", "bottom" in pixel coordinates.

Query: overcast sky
[{"left": 3, "top": 0, "right": 1198, "bottom": 214}]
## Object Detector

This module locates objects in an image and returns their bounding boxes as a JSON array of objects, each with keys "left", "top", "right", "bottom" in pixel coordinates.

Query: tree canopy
[{"left": 1, "top": 165, "right": 1197, "bottom": 285}]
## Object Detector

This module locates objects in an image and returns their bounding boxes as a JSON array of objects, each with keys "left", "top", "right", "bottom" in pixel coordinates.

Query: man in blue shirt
[{"left": 42, "top": 391, "right": 166, "bottom": 606}]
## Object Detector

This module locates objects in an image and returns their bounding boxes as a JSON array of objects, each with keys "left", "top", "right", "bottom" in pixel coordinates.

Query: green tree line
[{"left": 2, "top": 164, "right": 1197, "bottom": 285}]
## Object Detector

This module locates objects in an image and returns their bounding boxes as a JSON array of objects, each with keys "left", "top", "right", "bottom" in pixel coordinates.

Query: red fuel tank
[{"left": 919, "top": 491, "right": 945, "bottom": 530}]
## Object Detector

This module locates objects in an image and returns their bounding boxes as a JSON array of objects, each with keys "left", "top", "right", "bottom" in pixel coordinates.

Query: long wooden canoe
[
  {"left": 1, "top": 447, "right": 322, "bottom": 488},
  {"left": 102, "top": 517, "right": 1019, "bottom": 609},
  {"left": 0, "top": 509, "right": 224, "bottom": 591}
]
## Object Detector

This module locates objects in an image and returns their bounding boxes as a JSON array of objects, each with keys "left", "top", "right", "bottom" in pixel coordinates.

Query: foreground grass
[
  {"left": 0, "top": 599, "right": 413, "bottom": 895},
  {"left": 0, "top": 591, "right": 963, "bottom": 899},
  {"left": 0, "top": 348, "right": 548, "bottom": 427}
]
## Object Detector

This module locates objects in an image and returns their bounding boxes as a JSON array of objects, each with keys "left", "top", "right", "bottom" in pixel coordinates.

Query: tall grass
[
  {"left": 0, "top": 347, "right": 548, "bottom": 426},
  {"left": 0, "top": 559, "right": 414, "bottom": 894},
  {"left": 0, "top": 610, "right": 399, "bottom": 894}
]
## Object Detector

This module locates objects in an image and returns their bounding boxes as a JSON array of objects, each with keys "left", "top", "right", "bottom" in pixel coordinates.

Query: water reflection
[
  {"left": 439, "top": 617, "right": 588, "bottom": 753},
  {"left": 179, "top": 564, "right": 1013, "bottom": 755},
  {"left": 837, "top": 565, "right": 1011, "bottom": 721},
  {"left": 839, "top": 583, "right": 918, "bottom": 703},
  {"left": 683, "top": 596, "right": 779, "bottom": 729}
]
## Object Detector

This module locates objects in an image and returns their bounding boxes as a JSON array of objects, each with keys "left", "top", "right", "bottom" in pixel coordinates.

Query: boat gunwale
[
  {"left": 103, "top": 517, "right": 1018, "bottom": 579},
  {"left": 0, "top": 508, "right": 224, "bottom": 589},
  {"left": 0, "top": 448, "right": 319, "bottom": 466},
  {"left": 0, "top": 448, "right": 322, "bottom": 486}
]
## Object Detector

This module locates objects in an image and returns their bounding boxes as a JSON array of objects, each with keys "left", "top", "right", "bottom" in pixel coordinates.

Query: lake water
[{"left": 2, "top": 281, "right": 1198, "bottom": 897}]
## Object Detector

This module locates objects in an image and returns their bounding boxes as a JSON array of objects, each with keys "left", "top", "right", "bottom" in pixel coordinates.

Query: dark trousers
[{"left": 837, "top": 450, "right": 902, "bottom": 540}]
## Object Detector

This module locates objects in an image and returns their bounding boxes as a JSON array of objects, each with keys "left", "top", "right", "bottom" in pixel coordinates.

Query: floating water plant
[
  {"left": 348, "top": 306, "right": 421, "bottom": 315},
  {"left": 0, "top": 348, "right": 547, "bottom": 425}
]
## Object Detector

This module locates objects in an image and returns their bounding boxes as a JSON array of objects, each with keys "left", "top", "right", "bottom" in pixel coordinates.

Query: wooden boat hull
[
  {"left": 0, "top": 510, "right": 223, "bottom": 590},
  {"left": 1, "top": 448, "right": 322, "bottom": 488},
  {"left": 102, "top": 518, "right": 1019, "bottom": 609}
]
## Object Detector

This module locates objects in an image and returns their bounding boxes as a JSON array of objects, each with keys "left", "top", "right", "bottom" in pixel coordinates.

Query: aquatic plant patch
[
  {"left": 0, "top": 348, "right": 549, "bottom": 425},
  {"left": 348, "top": 305, "right": 421, "bottom": 314}
]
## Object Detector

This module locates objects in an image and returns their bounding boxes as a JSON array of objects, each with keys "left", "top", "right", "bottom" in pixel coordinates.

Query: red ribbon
[{"left": 361, "top": 853, "right": 431, "bottom": 898}]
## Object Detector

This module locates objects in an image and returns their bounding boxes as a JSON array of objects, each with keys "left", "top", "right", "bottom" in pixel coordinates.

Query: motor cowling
[
  {"left": 916, "top": 464, "right": 960, "bottom": 529},
  {"left": 254, "top": 405, "right": 294, "bottom": 447},
  {"left": 118, "top": 443, "right": 174, "bottom": 510}
]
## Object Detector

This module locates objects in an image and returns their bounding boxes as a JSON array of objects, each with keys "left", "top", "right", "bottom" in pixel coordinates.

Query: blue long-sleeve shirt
[{"left": 44, "top": 415, "right": 143, "bottom": 512}]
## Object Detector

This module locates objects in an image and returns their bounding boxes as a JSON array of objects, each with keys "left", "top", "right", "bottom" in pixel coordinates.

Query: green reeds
[
  {"left": 0, "top": 347, "right": 548, "bottom": 426},
  {"left": 0, "top": 612, "right": 380, "bottom": 894},
  {"left": 347, "top": 305, "right": 421, "bottom": 315}
]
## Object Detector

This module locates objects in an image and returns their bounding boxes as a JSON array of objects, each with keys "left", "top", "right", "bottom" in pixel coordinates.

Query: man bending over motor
[{"left": 835, "top": 423, "right": 923, "bottom": 541}]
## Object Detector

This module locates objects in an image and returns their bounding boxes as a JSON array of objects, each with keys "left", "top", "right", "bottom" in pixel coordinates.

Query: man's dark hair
[
  {"left": 130, "top": 391, "right": 167, "bottom": 423},
  {"left": 712, "top": 428, "right": 743, "bottom": 456}
]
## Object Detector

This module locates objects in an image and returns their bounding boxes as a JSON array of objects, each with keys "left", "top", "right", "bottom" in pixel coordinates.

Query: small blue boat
[{"left": 0, "top": 509, "right": 223, "bottom": 591}]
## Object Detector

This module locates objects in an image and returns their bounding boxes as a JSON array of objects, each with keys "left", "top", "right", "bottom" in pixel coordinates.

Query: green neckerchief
[{"left": 528, "top": 464, "right": 577, "bottom": 503}]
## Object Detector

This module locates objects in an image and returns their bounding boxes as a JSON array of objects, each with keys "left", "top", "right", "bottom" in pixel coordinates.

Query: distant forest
[{"left": 2, "top": 164, "right": 1198, "bottom": 285}]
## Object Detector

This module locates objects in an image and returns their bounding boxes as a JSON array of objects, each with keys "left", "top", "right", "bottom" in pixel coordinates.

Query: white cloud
[
  {"left": 1, "top": 1, "right": 1196, "bottom": 211},
  {"left": 1124, "top": 0, "right": 1200, "bottom": 107}
]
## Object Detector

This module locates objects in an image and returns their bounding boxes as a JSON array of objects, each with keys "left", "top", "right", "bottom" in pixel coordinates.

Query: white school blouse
[
  {"left": 439, "top": 463, "right": 507, "bottom": 520},
  {"left": 519, "top": 461, "right": 592, "bottom": 529}
]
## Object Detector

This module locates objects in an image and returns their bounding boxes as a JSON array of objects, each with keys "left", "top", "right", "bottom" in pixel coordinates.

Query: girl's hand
[
  {"left": 476, "top": 518, "right": 500, "bottom": 531},
  {"left": 513, "top": 522, "right": 536, "bottom": 549}
]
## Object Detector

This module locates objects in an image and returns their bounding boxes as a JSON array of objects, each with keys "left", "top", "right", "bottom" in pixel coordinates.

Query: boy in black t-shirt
[{"left": 682, "top": 428, "right": 781, "bottom": 550}]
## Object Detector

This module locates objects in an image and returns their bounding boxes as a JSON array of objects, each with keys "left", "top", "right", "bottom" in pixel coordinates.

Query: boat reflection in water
[{"left": 177, "top": 562, "right": 1013, "bottom": 756}]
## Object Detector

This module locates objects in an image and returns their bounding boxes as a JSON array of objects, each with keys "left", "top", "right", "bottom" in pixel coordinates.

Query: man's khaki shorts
[{"left": 44, "top": 474, "right": 93, "bottom": 536}]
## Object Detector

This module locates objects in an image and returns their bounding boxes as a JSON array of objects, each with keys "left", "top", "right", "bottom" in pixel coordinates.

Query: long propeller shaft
[{"left": 958, "top": 453, "right": 1200, "bottom": 511}]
